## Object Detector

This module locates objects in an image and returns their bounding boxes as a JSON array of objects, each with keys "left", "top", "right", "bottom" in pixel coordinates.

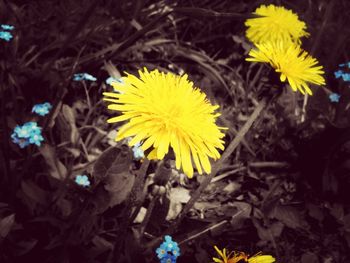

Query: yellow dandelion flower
[
  {"left": 245, "top": 4, "right": 309, "bottom": 44},
  {"left": 246, "top": 41, "right": 325, "bottom": 95},
  {"left": 213, "top": 246, "right": 246, "bottom": 263},
  {"left": 103, "top": 68, "right": 226, "bottom": 178}
]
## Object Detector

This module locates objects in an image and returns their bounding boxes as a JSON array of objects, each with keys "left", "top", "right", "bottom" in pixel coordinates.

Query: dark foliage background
[{"left": 1, "top": 0, "right": 350, "bottom": 262}]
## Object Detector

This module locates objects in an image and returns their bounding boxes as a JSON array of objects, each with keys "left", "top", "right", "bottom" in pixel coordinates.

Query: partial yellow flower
[
  {"left": 103, "top": 68, "right": 226, "bottom": 178},
  {"left": 213, "top": 246, "right": 246, "bottom": 263},
  {"left": 246, "top": 41, "right": 325, "bottom": 95},
  {"left": 213, "top": 247, "right": 275, "bottom": 263},
  {"left": 246, "top": 252, "right": 276, "bottom": 263},
  {"left": 245, "top": 4, "right": 309, "bottom": 44}
]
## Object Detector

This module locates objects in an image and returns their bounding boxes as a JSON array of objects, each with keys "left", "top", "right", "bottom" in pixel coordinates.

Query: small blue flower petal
[
  {"left": 342, "top": 73, "right": 350, "bottom": 82},
  {"left": 106, "top": 76, "right": 124, "bottom": 85},
  {"left": 1, "top": 24, "right": 14, "bottom": 30},
  {"left": 339, "top": 62, "right": 350, "bottom": 68},
  {"left": 29, "top": 133, "right": 44, "bottom": 146},
  {"left": 329, "top": 93, "right": 341, "bottom": 103},
  {"left": 164, "top": 235, "right": 172, "bottom": 242},
  {"left": 160, "top": 254, "right": 176, "bottom": 263},
  {"left": 156, "top": 243, "right": 168, "bottom": 259},
  {"left": 83, "top": 73, "right": 97, "bottom": 81},
  {"left": 0, "top": 31, "right": 13, "bottom": 41},
  {"left": 14, "top": 125, "right": 32, "bottom": 138},
  {"left": 132, "top": 142, "right": 145, "bottom": 159},
  {"left": 73, "top": 73, "right": 97, "bottom": 82},
  {"left": 75, "top": 175, "right": 90, "bottom": 187},
  {"left": 11, "top": 133, "right": 30, "bottom": 148},
  {"left": 334, "top": 70, "right": 343, "bottom": 79}
]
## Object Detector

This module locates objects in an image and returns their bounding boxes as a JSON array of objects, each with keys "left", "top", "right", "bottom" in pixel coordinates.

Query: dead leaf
[
  {"left": 223, "top": 181, "right": 241, "bottom": 193},
  {"left": 194, "top": 201, "right": 220, "bottom": 211},
  {"left": 166, "top": 201, "right": 182, "bottom": 221},
  {"left": 165, "top": 187, "right": 190, "bottom": 221},
  {"left": 169, "top": 187, "right": 191, "bottom": 204},
  {"left": 133, "top": 207, "right": 147, "bottom": 223}
]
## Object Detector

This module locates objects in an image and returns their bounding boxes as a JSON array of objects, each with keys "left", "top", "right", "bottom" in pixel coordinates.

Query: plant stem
[{"left": 144, "top": 97, "right": 269, "bottom": 250}]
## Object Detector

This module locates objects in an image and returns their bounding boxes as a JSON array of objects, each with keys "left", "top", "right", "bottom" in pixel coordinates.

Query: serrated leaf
[{"left": 0, "top": 214, "right": 15, "bottom": 238}]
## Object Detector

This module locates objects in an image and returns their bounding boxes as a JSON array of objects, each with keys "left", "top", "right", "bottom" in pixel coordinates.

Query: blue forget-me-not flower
[
  {"left": 1, "top": 24, "right": 14, "bottom": 30},
  {"left": 0, "top": 24, "right": 14, "bottom": 42},
  {"left": 32, "top": 102, "right": 53, "bottom": 116},
  {"left": 329, "top": 93, "right": 341, "bottom": 103},
  {"left": 75, "top": 175, "right": 90, "bottom": 187},
  {"left": 0, "top": 31, "right": 13, "bottom": 41},
  {"left": 11, "top": 122, "right": 44, "bottom": 148},
  {"left": 335, "top": 62, "right": 350, "bottom": 82},
  {"left": 156, "top": 235, "right": 180, "bottom": 262}
]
